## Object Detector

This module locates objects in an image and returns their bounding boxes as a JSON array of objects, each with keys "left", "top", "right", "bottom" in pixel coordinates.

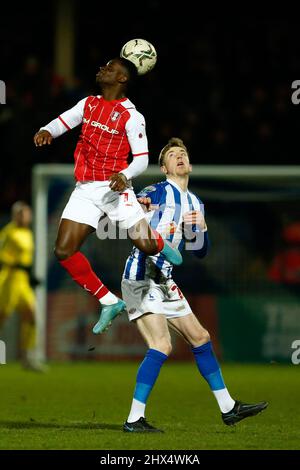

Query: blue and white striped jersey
[{"left": 123, "top": 179, "right": 207, "bottom": 282}]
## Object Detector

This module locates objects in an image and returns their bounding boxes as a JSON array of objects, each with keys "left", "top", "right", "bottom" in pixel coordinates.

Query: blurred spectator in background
[
  {"left": 0, "top": 201, "right": 44, "bottom": 371},
  {"left": 268, "top": 222, "right": 300, "bottom": 285}
]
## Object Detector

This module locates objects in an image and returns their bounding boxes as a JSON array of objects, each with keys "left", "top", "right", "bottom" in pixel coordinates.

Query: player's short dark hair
[
  {"left": 158, "top": 137, "right": 189, "bottom": 166},
  {"left": 118, "top": 57, "right": 138, "bottom": 83}
]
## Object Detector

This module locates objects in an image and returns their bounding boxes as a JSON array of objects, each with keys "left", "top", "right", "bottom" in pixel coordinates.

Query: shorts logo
[
  {"left": 148, "top": 293, "right": 155, "bottom": 300},
  {"left": 110, "top": 111, "right": 120, "bottom": 122},
  {"left": 120, "top": 192, "right": 133, "bottom": 206}
]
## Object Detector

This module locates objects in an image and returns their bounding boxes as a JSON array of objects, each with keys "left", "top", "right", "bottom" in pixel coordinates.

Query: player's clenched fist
[
  {"left": 33, "top": 130, "right": 53, "bottom": 147},
  {"left": 109, "top": 173, "right": 128, "bottom": 192},
  {"left": 137, "top": 197, "right": 158, "bottom": 212},
  {"left": 183, "top": 210, "right": 207, "bottom": 232}
]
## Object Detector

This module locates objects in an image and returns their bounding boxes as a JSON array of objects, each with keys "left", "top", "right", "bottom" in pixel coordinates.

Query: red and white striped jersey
[{"left": 41, "top": 95, "right": 148, "bottom": 181}]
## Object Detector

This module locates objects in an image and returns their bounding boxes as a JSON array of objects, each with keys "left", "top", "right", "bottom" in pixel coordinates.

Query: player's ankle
[{"left": 99, "top": 292, "right": 119, "bottom": 305}]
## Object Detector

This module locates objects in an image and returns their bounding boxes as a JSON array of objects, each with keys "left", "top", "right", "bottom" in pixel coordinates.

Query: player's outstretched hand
[
  {"left": 137, "top": 197, "right": 158, "bottom": 212},
  {"left": 183, "top": 210, "right": 207, "bottom": 232},
  {"left": 34, "top": 130, "right": 53, "bottom": 147},
  {"left": 109, "top": 173, "right": 128, "bottom": 192}
]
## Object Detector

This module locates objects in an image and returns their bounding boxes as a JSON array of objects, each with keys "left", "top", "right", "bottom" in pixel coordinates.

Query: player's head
[
  {"left": 11, "top": 201, "right": 32, "bottom": 227},
  {"left": 96, "top": 57, "right": 138, "bottom": 90},
  {"left": 159, "top": 137, "right": 192, "bottom": 177}
]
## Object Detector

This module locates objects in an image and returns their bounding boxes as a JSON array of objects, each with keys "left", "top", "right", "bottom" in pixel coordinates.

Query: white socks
[
  {"left": 126, "top": 391, "right": 235, "bottom": 421},
  {"left": 99, "top": 292, "right": 118, "bottom": 305},
  {"left": 127, "top": 398, "right": 146, "bottom": 423},
  {"left": 213, "top": 388, "right": 235, "bottom": 413}
]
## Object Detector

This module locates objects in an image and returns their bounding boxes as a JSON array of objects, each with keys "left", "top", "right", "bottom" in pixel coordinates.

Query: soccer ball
[{"left": 120, "top": 39, "right": 157, "bottom": 76}]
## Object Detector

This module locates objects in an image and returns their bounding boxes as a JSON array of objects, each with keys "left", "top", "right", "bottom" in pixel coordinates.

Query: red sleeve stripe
[
  {"left": 132, "top": 152, "right": 149, "bottom": 157},
  {"left": 59, "top": 115, "right": 71, "bottom": 130}
]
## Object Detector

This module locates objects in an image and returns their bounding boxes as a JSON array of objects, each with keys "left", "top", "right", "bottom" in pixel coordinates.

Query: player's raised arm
[{"left": 33, "top": 97, "right": 87, "bottom": 147}]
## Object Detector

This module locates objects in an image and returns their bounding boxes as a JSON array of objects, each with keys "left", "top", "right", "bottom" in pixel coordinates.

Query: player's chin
[{"left": 176, "top": 166, "right": 189, "bottom": 175}]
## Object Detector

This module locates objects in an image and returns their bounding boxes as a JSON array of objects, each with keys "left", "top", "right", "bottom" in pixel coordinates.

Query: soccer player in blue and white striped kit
[{"left": 122, "top": 137, "right": 268, "bottom": 433}]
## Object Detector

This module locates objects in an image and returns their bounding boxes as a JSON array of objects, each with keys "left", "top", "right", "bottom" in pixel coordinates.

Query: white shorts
[
  {"left": 121, "top": 277, "right": 193, "bottom": 321},
  {"left": 61, "top": 181, "right": 145, "bottom": 230}
]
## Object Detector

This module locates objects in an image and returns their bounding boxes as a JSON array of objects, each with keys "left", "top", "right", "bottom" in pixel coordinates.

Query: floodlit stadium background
[{"left": 1, "top": 1, "right": 300, "bottom": 451}]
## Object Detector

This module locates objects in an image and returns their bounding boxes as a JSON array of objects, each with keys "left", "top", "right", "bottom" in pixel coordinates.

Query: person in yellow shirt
[{"left": 0, "top": 201, "right": 43, "bottom": 371}]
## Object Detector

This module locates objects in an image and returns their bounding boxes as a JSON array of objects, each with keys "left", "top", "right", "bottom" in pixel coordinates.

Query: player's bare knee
[
  {"left": 192, "top": 329, "right": 210, "bottom": 347},
  {"left": 199, "top": 329, "right": 210, "bottom": 344},
  {"left": 54, "top": 244, "right": 74, "bottom": 260},
  {"left": 151, "top": 339, "right": 172, "bottom": 356}
]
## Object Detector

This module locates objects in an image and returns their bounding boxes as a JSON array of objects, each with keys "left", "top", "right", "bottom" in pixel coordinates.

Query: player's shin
[
  {"left": 20, "top": 320, "right": 46, "bottom": 371},
  {"left": 192, "top": 341, "right": 235, "bottom": 413},
  {"left": 20, "top": 320, "right": 36, "bottom": 352},
  {"left": 127, "top": 349, "right": 168, "bottom": 423},
  {"left": 59, "top": 251, "right": 118, "bottom": 304}
]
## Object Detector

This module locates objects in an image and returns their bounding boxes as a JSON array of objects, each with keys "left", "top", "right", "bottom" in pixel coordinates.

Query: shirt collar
[{"left": 166, "top": 178, "right": 189, "bottom": 195}]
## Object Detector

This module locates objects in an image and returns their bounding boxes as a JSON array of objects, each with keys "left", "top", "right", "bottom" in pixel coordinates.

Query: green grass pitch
[{"left": 0, "top": 362, "right": 299, "bottom": 450}]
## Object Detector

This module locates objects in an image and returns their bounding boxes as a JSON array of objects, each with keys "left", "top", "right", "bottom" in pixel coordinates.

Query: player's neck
[
  {"left": 167, "top": 175, "right": 189, "bottom": 192},
  {"left": 101, "top": 86, "right": 126, "bottom": 101}
]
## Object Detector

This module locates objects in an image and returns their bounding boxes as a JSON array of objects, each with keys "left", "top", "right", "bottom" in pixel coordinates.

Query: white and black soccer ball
[{"left": 120, "top": 39, "right": 157, "bottom": 76}]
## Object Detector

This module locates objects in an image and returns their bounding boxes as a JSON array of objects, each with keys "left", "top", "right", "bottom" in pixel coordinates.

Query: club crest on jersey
[
  {"left": 110, "top": 111, "right": 120, "bottom": 122},
  {"left": 88, "top": 103, "right": 96, "bottom": 112},
  {"left": 139, "top": 186, "right": 156, "bottom": 196}
]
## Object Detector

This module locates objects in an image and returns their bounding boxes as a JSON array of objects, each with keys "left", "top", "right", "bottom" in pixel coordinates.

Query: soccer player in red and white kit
[{"left": 33, "top": 57, "right": 182, "bottom": 334}]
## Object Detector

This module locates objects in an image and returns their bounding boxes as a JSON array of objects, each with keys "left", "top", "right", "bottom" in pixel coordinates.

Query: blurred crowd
[{"left": 1, "top": 6, "right": 300, "bottom": 213}]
